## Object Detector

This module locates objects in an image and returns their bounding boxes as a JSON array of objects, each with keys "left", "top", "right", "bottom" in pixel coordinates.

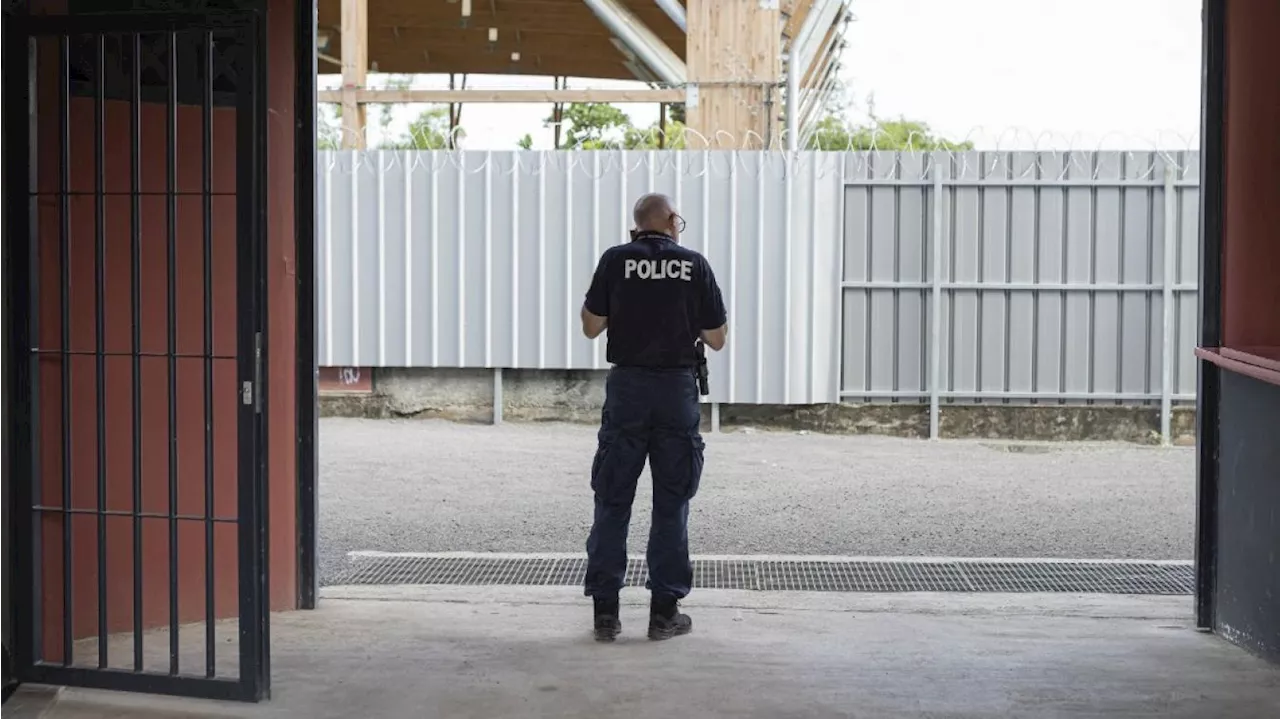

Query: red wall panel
[
  {"left": 1222, "top": 0, "right": 1280, "bottom": 348},
  {"left": 266, "top": 0, "right": 299, "bottom": 617}
]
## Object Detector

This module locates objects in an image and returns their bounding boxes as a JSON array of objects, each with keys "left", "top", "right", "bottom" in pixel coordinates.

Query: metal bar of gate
[
  {"left": 93, "top": 30, "right": 109, "bottom": 671},
  {"left": 58, "top": 32, "right": 74, "bottom": 669},
  {"left": 130, "top": 30, "right": 145, "bottom": 675},
  {"left": 166, "top": 29, "right": 181, "bottom": 676},
  {"left": 202, "top": 28, "right": 218, "bottom": 679}
]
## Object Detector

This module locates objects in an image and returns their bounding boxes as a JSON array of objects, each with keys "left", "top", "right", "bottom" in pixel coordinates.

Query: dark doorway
[
  {"left": 3, "top": 3, "right": 272, "bottom": 701},
  {"left": 0, "top": 1, "right": 13, "bottom": 701}
]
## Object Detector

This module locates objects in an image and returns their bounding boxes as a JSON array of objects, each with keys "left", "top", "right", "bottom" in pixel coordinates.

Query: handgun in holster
[{"left": 695, "top": 340, "right": 710, "bottom": 396}]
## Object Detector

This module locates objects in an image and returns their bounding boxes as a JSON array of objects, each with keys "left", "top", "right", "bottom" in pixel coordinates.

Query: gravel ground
[{"left": 318, "top": 418, "right": 1195, "bottom": 584}]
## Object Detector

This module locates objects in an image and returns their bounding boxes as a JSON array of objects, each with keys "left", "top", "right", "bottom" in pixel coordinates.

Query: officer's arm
[
  {"left": 700, "top": 325, "right": 727, "bottom": 351},
  {"left": 581, "top": 305, "right": 608, "bottom": 339},
  {"left": 582, "top": 251, "right": 611, "bottom": 339},
  {"left": 698, "top": 257, "right": 729, "bottom": 351}
]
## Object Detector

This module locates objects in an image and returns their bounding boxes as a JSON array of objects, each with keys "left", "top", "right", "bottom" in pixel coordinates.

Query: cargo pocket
[
  {"left": 590, "top": 430, "right": 619, "bottom": 494},
  {"left": 685, "top": 434, "right": 706, "bottom": 501}
]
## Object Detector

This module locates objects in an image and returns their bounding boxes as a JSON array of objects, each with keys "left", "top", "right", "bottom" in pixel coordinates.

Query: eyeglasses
[{"left": 672, "top": 213, "right": 686, "bottom": 233}]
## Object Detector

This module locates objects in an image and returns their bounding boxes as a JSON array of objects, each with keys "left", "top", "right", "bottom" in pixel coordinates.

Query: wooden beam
[
  {"left": 686, "top": 0, "right": 782, "bottom": 149},
  {"left": 801, "top": 17, "right": 840, "bottom": 89},
  {"left": 783, "top": 0, "right": 815, "bottom": 44},
  {"left": 321, "top": 53, "right": 635, "bottom": 80},
  {"left": 340, "top": 0, "right": 368, "bottom": 149},
  {"left": 316, "top": 88, "right": 686, "bottom": 104}
]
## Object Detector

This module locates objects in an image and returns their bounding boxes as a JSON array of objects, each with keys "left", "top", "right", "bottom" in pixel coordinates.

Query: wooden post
[
  {"left": 685, "top": 0, "right": 782, "bottom": 149},
  {"left": 659, "top": 103, "right": 668, "bottom": 149},
  {"left": 552, "top": 76, "right": 566, "bottom": 149},
  {"left": 340, "top": 0, "right": 368, "bottom": 149}
]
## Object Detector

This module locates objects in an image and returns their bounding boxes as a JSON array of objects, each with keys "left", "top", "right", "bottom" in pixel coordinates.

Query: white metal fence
[
  {"left": 317, "top": 150, "right": 1201, "bottom": 435},
  {"left": 317, "top": 150, "right": 844, "bottom": 405}
]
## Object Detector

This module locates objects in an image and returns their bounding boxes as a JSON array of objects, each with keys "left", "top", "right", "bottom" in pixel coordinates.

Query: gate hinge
[{"left": 242, "top": 381, "right": 254, "bottom": 406}]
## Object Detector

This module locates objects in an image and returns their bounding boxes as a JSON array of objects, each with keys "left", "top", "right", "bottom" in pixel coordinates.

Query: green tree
[
  {"left": 622, "top": 120, "right": 687, "bottom": 149},
  {"left": 807, "top": 115, "right": 973, "bottom": 152},
  {"left": 548, "top": 103, "right": 633, "bottom": 149},
  {"left": 375, "top": 75, "right": 412, "bottom": 136},
  {"left": 381, "top": 106, "right": 453, "bottom": 150},
  {"left": 516, "top": 133, "right": 534, "bottom": 150},
  {"left": 316, "top": 99, "right": 343, "bottom": 149}
]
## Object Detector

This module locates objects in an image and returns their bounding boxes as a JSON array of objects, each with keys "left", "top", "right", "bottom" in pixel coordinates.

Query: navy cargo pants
[{"left": 584, "top": 366, "right": 705, "bottom": 600}]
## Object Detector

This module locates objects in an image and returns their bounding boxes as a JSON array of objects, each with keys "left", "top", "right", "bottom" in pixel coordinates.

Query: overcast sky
[{"left": 323, "top": 0, "right": 1203, "bottom": 151}]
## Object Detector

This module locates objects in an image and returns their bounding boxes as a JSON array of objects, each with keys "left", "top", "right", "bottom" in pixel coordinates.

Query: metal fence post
[
  {"left": 493, "top": 368, "right": 504, "bottom": 425},
  {"left": 1160, "top": 164, "right": 1177, "bottom": 444},
  {"left": 929, "top": 159, "right": 945, "bottom": 439}
]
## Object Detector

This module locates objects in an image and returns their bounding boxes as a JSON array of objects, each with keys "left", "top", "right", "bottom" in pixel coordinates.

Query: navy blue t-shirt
[{"left": 584, "top": 231, "right": 727, "bottom": 368}]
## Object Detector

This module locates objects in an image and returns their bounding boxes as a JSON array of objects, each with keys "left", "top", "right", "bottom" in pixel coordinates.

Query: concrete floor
[{"left": 13, "top": 587, "right": 1279, "bottom": 718}]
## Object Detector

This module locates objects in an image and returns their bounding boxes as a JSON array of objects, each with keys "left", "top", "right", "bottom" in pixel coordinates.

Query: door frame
[{"left": 2, "top": 5, "right": 272, "bottom": 702}]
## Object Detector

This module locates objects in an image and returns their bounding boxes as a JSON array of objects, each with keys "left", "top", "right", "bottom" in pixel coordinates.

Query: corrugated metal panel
[
  {"left": 316, "top": 150, "right": 844, "bottom": 405},
  {"left": 837, "top": 150, "right": 1200, "bottom": 406},
  {"left": 318, "top": 150, "right": 1200, "bottom": 409}
]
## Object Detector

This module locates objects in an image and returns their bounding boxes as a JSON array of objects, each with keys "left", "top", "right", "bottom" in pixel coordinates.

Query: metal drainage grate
[{"left": 334, "top": 555, "right": 1193, "bottom": 595}]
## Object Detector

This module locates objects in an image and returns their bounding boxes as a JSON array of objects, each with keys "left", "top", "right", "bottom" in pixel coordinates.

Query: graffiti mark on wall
[{"left": 339, "top": 367, "right": 361, "bottom": 386}]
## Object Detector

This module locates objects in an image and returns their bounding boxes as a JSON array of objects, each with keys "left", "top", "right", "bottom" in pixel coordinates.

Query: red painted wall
[
  {"left": 265, "top": 0, "right": 299, "bottom": 621},
  {"left": 1222, "top": 0, "right": 1280, "bottom": 348},
  {"left": 32, "top": 0, "right": 297, "bottom": 663}
]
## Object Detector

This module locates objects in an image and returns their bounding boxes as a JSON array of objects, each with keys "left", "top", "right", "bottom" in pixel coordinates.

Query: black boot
[
  {"left": 593, "top": 598, "right": 621, "bottom": 642},
  {"left": 648, "top": 594, "right": 693, "bottom": 641}
]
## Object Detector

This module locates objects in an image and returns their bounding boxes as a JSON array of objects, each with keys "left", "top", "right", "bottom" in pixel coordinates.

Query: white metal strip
[
  {"left": 929, "top": 161, "right": 945, "bottom": 439},
  {"left": 323, "top": 159, "right": 333, "bottom": 365},
  {"left": 592, "top": 152, "right": 602, "bottom": 369},
  {"left": 457, "top": 155, "right": 467, "bottom": 366},
  {"left": 755, "top": 156, "right": 765, "bottom": 403},
  {"left": 619, "top": 150, "right": 628, "bottom": 246},
  {"left": 430, "top": 159, "right": 440, "bottom": 367},
  {"left": 404, "top": 152, "right": 413, "bottom": 365},
  {"left": 832, "top": 155, "right": 846, "bottom": 403},
  {"left": 728, "top": 152, "right": 738, "bottom": 402},
  {"left": 537, "top": 152, "right": 547, "bottom": 369},
  {"left": 351, "top": 154, "right": 361, "bottom": 364},
  {"left": 809, "top": 154, "right": 820, "bottom": 402},
  {"left": 377, "top": 151, "right": 387, "bottom": 366},
  {"left": 782, "top": 153, "right": 793, "bottom": 404},
  {"left": 1160, "top": 165, "right": 1177, "bottom": 444},
  {"left": 565, "top": 156, "right": 574, "bottom": 366},
  {"left": 511, "top": 154, "right": 520, "bottom": 368},
  {"left": 484, "top": 151, "right": 494, "bottom": 368}
]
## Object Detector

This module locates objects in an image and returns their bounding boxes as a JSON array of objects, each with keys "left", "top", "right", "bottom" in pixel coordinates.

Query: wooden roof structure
[
  {"left": 317, "top": 1, "right": 850, "bottom": 149},
  {"left": 316, "top": 0, "right": 687, "bottom": 80}
]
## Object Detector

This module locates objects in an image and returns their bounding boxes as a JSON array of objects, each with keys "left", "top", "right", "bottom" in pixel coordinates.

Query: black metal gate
[{"left": 3, "top": 2, "right": 270, "bottom": 702}]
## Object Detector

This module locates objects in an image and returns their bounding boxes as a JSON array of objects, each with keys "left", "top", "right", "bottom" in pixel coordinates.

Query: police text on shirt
[{"left": 624, "top": 258, "right": 694, "bottom": 281}]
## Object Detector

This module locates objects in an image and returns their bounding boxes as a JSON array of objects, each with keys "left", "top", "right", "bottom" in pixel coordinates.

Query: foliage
[
  {"left": 376, "top": 75, "right": 412, "bottom": 133},
  {"left": 380, "top": 106, "right": 454, "bottom": 150},
  {"left": 621, "top": 120, "right": 686, "bottom": 150},
  {"left": 546, "top": 103, "right": 685, "bottom": 149},
  {"left": 516, "top": 133, "right": 534, "bottom": 150},
  {"left": 547, "top": 102, "right": 634, "bottom": 149},
  {"left": 806, "top": 115, "right": 974, "bottom": 152}
]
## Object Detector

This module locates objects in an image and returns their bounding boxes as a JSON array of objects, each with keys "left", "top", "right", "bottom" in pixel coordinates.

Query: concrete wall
[{"left": 321, "top": 367, "right": 1196, "bottom": 444}]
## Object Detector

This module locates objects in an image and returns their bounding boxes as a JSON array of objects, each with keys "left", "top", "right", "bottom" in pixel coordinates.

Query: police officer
[{"left": 579, "top": 193, "right": 728, "bottom": 642}]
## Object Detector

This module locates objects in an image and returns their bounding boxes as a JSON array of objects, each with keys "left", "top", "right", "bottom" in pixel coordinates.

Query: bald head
[{"left": 633, "top": 193, "right": 676, "bottom": 233}]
